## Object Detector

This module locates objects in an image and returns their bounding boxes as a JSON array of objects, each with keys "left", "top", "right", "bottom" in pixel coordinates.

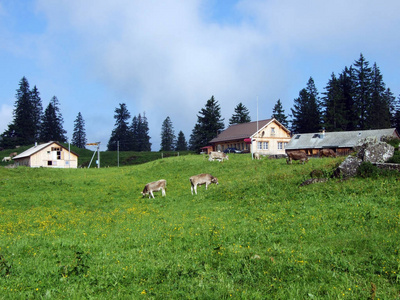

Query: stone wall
[{"left": 373, "top": 163, "right": 400, "bottom": 172}]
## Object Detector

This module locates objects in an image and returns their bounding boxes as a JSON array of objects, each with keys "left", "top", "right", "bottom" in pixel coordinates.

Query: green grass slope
[{"left": 0, "top": 154, "right": 399, "bottom": 298}]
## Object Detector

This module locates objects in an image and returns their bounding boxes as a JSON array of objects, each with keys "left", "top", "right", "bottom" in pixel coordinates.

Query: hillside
[
  {"left": 0, "top": 143, "right": 194, "bottom": 168},
  {"left": 0, "top": 154, "right": 399, "bottom": 298}
]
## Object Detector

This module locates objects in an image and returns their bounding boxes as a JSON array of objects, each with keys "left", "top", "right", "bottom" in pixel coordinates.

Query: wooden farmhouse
[
  {"left": 12, "top": 141, "right": 79, "bottom": 168},
  {"left": 285, "top": 128, "right": 400, "bottom": 156},
  {"left": 209, "top": 118, "right": 291, "bottom": 155}
]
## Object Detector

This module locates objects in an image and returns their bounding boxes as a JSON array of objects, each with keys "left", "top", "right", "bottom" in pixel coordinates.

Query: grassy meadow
[{"left": 0, "top": 153, "right": 400, "bottom": 299}]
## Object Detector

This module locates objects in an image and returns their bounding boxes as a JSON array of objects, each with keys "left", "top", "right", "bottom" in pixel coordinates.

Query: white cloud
[{"left": 30, "top": 0, "right": 400, "bottom": 149}]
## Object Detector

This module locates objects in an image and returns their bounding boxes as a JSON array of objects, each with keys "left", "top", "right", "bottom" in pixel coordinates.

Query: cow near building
[
  {"left": 141, "top": 179, "right": 167, "bottom": 199},
  {"left": 208, "top": 151, "right": 228, "bottom": 162},
  {"left": 189, "top": 173, "right": 219, "bottom": 195},
  {"left": 286, "top": 151, "right": 309, "bottom": 164},
  {"left": 319, "top": 148, "right": 337, "bottom": 158}
]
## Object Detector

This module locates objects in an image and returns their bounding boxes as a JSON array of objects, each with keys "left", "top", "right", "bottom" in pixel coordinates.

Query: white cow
[
  {"left": 2, "top": 157, "right": 11, "bottom": 162},
  {"left": 208, "top": 151, "right": 228, "bottom": 162},
  {"left": 254, "top": 152, "right": 261, "bottom": 160},
  {"left": 141, "top": 179, "right": 167, "bottom": 198},
  {"left": 190, "top": 173, "right": 219, "bottom": 195}
]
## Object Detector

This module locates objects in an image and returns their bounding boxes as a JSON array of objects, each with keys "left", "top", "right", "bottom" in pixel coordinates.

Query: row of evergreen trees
[
  {"left": 291, "top": 54, "right": 400, "bottom": 134},
  {"left": 106, "top": 104, "right": 188, "bottom": 152},
  {"left": 0, "top": 77, "right": 87, "bottom": 149},
  {"left": 2, "top": 54, "right": 399, "bottom": 152}
]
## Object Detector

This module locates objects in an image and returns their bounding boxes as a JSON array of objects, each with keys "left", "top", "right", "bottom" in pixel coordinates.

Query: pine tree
[
  {"left": 391, "top": 94, "right": 400, "bottom": 133},
  {"left": 107, "top": 103, "right": 132, "bottom": 151},
  {"left": 338, "top": 66, "right": 358, "bottom": 131},
  {"left": 229, "top": 102, "right": 251, "bottom": 125},
  {"left": 30, "top": 85, "right": 43, "bottom": 141},
  {"left": 366, "top": 63, "right": 392, "bottom": 129},
  {"left": 290, "top": 77, "right": 321, "bottom": 133},
  {"left": 271, "top": 99, "right": 288, "bottom": 128},
  {"left": 189, "top": 95, "right": 224, "bottom": 151},
  {"left": 175, "top": 131, "right": 188, "bottom": 151},
  {"left": 130, "top": 116, "right": 139, "bottom": 151},
  {"left": 135, "top": 113, "right": 151, "bottom": 151},
  {"left": 72, "top": 112, "right": 87, "bottom": 148},
  {"left": 321, "top": 73, "right": 347, "bottom": 131},
  {"left": 354, "top": 53, "right": 372, "bottom": 129},
  {"left": 39, "top": 96, "right": 67, "bottom": 143},
  {"left": 1, "top": 77, "right": 36, "bottom": 147},
  {"left": 160, "top": 116, "right": 175, "bottom": 151}
]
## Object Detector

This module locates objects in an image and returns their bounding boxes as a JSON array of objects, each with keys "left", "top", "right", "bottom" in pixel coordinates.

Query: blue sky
[{"left": 1, "top": 0, "right": 400, "bottom": 151}]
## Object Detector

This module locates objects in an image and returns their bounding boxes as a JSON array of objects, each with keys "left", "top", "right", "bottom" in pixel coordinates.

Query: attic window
[
  {"left": 312, "top": 134, "right": 320, "bottom": 138},
  {"left": 295, "top": 135, "right": 301, "bottom": 139}
]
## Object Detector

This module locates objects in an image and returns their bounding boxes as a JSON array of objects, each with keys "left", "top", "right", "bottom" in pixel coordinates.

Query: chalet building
[
  {"left": 13, "top": 141, "right": 79, "bottom": 168},
  {"left": 209, "top": 118, "right": 291, "bottom": 155},
  {"left": 286, "top": 128, "right": 400, "bottom": 156}
]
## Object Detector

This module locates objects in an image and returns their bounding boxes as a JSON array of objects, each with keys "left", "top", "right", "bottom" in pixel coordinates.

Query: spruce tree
[
  {"left": 322, "top": 73, "right": 347, "bottom": 131},
  {"left": 354, "top": 53, "right": 372, "bottom": 129},
  {"left": 107, "top": 103, "right": 132, "bottom": 151},
  {"left": 338, "top": 66, "right": 358, "bottom": 131},
  {"left": 290, "top": 77, "right": 321, "bottom": 133},
  {"left": 1, "top": 77, "right": 36, "bottom": 147},
  {"left": 72, "top": 112, "right": 87, "bottom": 148},
  {"left": 130, "top": 116, "right": 139, "bottom": 151},
  {"left": 391, "top": 94, "right": 400, "bottom": 133},
  {"left": 30, "top": 85, "right": 43, "bottom": 141},
  {"left": 229, "top": 102, "right": 251, "bottom": 125},
  {"left": 271, "top": 99, "right": 288, "bottom": 128},
  {"left": 40, "top": 96, "right": 67, "bottom": 143},
  {"left": 366, "top": 63, "right": 392, "bottom": 129},
  {"left": 136, "top": 113, "right": 151, "bottom": 151},
  {"left": 189, "top": 95, "right": 224, "bottom": 151},
  {"left": 175, "top": 131, "right": 188, "bottom": 151},
  {"left": 160, "top": 116, "right": 175, "bottom": 151}
]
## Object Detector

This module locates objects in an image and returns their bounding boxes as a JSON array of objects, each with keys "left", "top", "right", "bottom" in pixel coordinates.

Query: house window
[
  {"left": 278, "top": 142, "right": 283, "bottom": 149},
  {"left": 284, "top": 142, "right": 288, "bottom": 149},
  {"left": 47, "top": 161, "right": 52, "bottom": 166},
  {"left": 263, "top": 142, "right": 268, "bottom": 150},
  {"left": 271, "top": 127, "right": 276, "bottom": 136},
  {"left": 257, "top": 142, "right": 262, "bottom": 150},
  {"left": 52, "top": 147, "right": 62, "bottom": 160}
]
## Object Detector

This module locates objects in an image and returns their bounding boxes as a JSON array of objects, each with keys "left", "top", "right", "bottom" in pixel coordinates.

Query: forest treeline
[{"left": 1, "top": 54, "right": 399, "bottom": 151}]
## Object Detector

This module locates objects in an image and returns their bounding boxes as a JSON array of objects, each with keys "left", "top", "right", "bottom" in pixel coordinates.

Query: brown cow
[
  {"left": 286, "top": 151, "right": 309, "bottom": 164},
  {"left": 9, "top": 152, "right": 18, "bottom": 158},
  {"left": 190, "top": 173, "right": 218, "bottom": 195},
  {"left": 141, "top": 179, "right": 167, "bottom": 198},
  {"left": 319, "top": 148, "right": 336, "bottom": 158}
]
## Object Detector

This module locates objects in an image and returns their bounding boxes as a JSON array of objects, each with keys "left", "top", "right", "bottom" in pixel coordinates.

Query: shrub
[{"left": 356, "top": 161, "right": 378, "bottom": 178}]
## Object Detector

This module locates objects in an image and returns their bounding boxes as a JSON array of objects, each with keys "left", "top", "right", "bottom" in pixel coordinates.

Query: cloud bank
[{"left": 1, "top": 0, "right": 399, "bottom": 150}]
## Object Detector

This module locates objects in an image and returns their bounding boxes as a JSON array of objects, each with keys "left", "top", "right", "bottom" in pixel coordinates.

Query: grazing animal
[
  {"left": 9, "top": 152, "right": 17, "bottom": 158},
  {"left": 254, "top": 152, "right": 261, "bottom": 160},
  {"left": 2, "top": 157, "right": 11, "bottom": 162},
  {"left": 141, "top": 179, "right": 167, "bottom": 199},
  {"left": 286, "top": 151, "right": 309, "bottom": 164},
  {"left": 208, "top": 151, "right": 228, "bottom": 162},
  {"left": 189, "top": 173, "right": 219, "bottom": 195},
  {"left": 319, "top": 148, "right": 337, "bottom": 158}
]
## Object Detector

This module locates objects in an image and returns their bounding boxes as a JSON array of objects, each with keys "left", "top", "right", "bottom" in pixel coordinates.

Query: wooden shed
[{"left": 12, "top": 141, "right": 79, "bottom": 168}]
